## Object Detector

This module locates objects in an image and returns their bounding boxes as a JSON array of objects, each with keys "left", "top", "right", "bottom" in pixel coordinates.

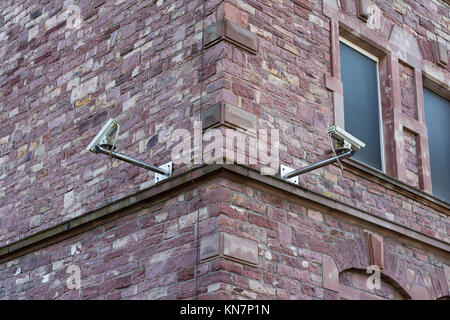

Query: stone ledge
[
  {"left": 422, "top": 62, "right": 450, "bottom": 101},
  {"left": 0, "top": 163, "right": 449, "bottom": 264},
  {"left": 205, "top": 19, "right": 257, "bottom": 55}
]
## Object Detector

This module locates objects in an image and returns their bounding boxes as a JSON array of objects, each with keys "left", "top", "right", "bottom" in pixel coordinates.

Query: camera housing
[
  {"left": 86, "top": 118, "right": 120, "bottom": 153},
  {"left": 327, "top": 125, "right": 366, "bottom": 150}
]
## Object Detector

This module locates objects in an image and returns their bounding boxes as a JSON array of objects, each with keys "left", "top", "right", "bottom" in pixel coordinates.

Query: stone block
[
  {"left": 205, "top": 19, "right": 257, "bottom": 54},
  {"left": 366, "top": 232, "right": 384, "bottom": 270},
  {"left": 292, "top": 0, "right": 313, "bottom": 11},
  {"left": 222, "top": 233, "right": 258, "bottom": 265},
  {"left": 218, "top": 3, "right": 249, "bottom": 28},
  {"left": 200, "top": 233, "right": 258, "bottom": 266},
  {"left": 356, "top": 0, "right": 371, "bottom": 21},
  {"left": 323, "top": 255, "right": 339, "bottom": 292},
  {"left": 433, "top": 40, "right": 448, "bottom": 67},
  {"left": 201, "top": 102, "right": 257, "bottom": 134}
]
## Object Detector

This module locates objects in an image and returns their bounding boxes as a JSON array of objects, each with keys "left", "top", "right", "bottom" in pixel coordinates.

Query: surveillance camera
[
  {"left": 327, "top": 125, "right": 365, "bottom": 150},
  {"left": 86, "top": 118, "right": 120, "bottom": 153}
]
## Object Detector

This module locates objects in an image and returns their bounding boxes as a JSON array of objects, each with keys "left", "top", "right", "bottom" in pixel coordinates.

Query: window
[
  {"left": 339, "top": 39, "right": 384, "bottom": 171},
  {"left": 423, "top": 88, "right": 450, "bottom": 202}
]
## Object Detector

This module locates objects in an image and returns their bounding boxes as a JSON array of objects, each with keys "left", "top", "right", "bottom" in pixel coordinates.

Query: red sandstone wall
[
  {"left": 1, "top": 0, "right": 448, "bottom": 245},
  {"left": 399, "top": 62, "right": 417, "bottom": 119},
  {"left": 0, "top": 178, "right": 448, "bottom": 299},
  {"left": 0, "top": 0, "right": 449, "bottom": 300},
  {"left": 403, "top": 130, "right": 419, "bottom": 188},
  {"left": 0, "top": 182, "right": 208, "bottom": 299},
  {"left": 0, "top": 0, "right": 221, "bottom": 246}
]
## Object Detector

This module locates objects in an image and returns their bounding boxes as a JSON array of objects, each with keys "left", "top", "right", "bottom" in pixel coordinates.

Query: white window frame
[
  {"left": 339, "top": 37, "right": 386, "bottom": 173},
  {"left": 422, "top": 85, "right": 450, "bottom": 203}
]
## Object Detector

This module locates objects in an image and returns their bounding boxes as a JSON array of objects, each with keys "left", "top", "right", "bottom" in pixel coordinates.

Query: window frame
[
  {"left": 339, "top": 37, "right": 386, "bottom": 173},
  {"left": 324, "top": 9, "right": 448, "bottom": 204},
  {"left": 422, "top": 85, "right": 450, "bottom": 203}
]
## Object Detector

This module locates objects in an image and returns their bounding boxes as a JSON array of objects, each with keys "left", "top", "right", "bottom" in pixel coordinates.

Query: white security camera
[
  {"left": 86, "top": 119, "right": 172, "bottom": 182},
  {"left": 327, "top": 125, "right": 366, "bottom": 150},
  {"left": 281, "top": 125, "right": 365, "bottom": 183},
  {"left": 86, "top": 118, "right": 120, "bottom": 153}
]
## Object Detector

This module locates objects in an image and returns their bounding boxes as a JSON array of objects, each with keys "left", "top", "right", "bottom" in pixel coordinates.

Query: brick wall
[
  {"left": 403, "top": 130, "right": 419, "bottom": 189},
  {"left": 0, "top": 0, "right": 222, "bottom": 246},
  {"left": 0, "top": 0, "right": 449, "bottom": 300},
  {"left": 0, "top": 179, "right": 225, "bottom": 299},
  {"left": 0, "top": 177, "right": 448, "bottom": 299},
  {"left": 339, "top": 269, "right": 405, "bottom": 299},
  {"left": 399, "top": 62, "right": 417, "bottom": 120}
]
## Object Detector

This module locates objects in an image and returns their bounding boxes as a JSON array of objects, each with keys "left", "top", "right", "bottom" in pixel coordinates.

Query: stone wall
[
  {"left": 0, "top": 0, "right": 221, "bottom": 246},
  {"left": 0, "top": 0, "right": 449, "bottom": 299},
  {"left": 0, "top": 177, "right": 448, "bottom": 299}
]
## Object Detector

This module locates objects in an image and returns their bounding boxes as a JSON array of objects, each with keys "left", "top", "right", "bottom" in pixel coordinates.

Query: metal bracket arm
[
  {"left": 95, "top": 145, "right": 171, "bottom": 176},
  {"left": 281, "top": 148, "right": 355, "bottom": 180}
]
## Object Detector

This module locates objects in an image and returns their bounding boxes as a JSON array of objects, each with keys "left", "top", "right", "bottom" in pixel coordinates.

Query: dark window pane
[
  {"left": 423, "top": 88, "right": 450, "bottom": 203},
  {"left": 340, "top": 42, "right": 382, "bottom": 171}
]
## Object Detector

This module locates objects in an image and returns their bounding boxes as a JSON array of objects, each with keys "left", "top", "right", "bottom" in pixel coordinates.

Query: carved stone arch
[
  {"left": 339, "top": 267, "right": 411, "bottom": 300},
  {"left": 323, "top": 255, "right": 412, "bottom": 300}
]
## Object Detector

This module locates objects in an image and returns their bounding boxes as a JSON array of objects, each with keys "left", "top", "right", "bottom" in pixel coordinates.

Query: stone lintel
[
  {"left": 201, "top": 102, "right": 257, "bottom": 135},
  {"left": 200, "top": 232, "right": 258, "bottom": 266},
  {"left": 205, "top": 19, "right": 257, "bottom": 55},
  {"left": 366, "top": 231, "right": 384, "bottom": 270}
]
